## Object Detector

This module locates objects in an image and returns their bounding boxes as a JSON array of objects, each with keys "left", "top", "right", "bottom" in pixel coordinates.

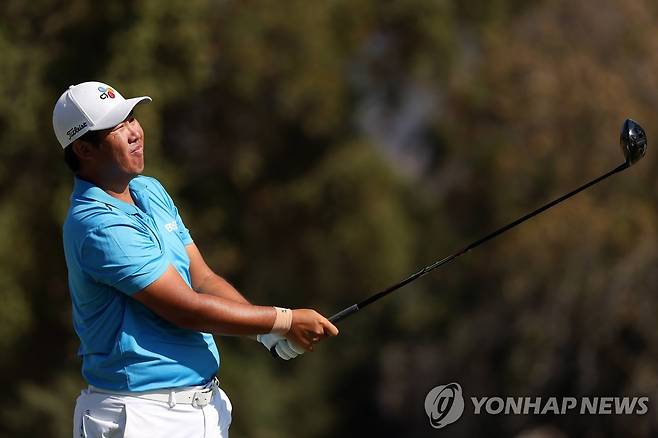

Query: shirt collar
[{"left": 72, "top": 176, "right": 148, "bottom": 215}]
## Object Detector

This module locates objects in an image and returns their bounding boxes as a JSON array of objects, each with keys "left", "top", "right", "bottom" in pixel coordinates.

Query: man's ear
[{"left": 71, "top": 138, "right": 97, "bottom": 162}]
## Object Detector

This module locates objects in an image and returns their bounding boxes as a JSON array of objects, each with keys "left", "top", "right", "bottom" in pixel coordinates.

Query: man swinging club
[{"left": 53, "top": 81, "right": 338, "bottom": 438}]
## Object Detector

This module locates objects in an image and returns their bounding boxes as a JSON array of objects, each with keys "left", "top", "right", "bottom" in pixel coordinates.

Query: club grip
[{"left": 329, "top": 304, "right": 359, "bottom": 323}]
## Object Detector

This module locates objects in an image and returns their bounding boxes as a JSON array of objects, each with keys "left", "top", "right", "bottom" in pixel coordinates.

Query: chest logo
[{"left": 164, "top": 220, "right": 178, "bottom": 232}]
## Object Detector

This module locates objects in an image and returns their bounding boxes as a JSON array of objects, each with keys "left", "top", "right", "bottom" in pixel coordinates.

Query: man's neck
[{"left": 77, "top": 171, "right": 136, "bottom": 205}]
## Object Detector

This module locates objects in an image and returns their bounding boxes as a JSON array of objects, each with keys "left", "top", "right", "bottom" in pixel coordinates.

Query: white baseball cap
[{"left": 52, "top": 81, "right": 151, "bottom": 148}]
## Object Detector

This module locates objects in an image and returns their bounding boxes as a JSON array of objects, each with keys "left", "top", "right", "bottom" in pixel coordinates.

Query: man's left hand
[{"left": 257, "top": 334, "right": 305, "bottom": 360}]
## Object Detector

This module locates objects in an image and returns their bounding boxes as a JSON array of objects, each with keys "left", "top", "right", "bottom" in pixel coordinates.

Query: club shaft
[{"left": 329, "top": 162, "right": 629, "bottom": 323}]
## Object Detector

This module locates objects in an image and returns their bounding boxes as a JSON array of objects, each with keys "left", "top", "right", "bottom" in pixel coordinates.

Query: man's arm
[
  {"left": 132, "top": 265, "right": 338, "bottom": 350},
  {"left": 186, "top": 243, "right": 249, "bottom": 304},
  {"left": 79, "top": 218, "right": 336, "bottom": 352}
]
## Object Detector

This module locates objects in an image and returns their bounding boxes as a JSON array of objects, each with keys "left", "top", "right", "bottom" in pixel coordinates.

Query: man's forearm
[
  {"left": 183, "top": 294, "right": 276, "bottom": 335},
  {"left": 134, "top": 265, "right": 338, "bottom": 346},
  {"left": 195, "top": 272, "right": 251, "bottom": 304}
]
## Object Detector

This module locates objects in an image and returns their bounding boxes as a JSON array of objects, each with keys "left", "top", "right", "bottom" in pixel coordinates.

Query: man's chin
[{"left": 128, "top": 168, "right": 144, "bottom": 178}]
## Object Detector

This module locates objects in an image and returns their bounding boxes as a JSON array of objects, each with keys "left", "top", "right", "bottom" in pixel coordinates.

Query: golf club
[{"left": 327, "top": 118, "right": 647, "bottom": 324}]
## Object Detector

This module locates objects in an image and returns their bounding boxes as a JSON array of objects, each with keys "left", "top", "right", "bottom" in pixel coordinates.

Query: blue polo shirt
[{"left": 63, "top": 176, "right": 220, "bottom": 391}]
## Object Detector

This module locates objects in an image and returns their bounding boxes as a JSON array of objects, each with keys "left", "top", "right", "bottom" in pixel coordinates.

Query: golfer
[{"left": 53, "top": 81, "right": 338, "bottom": 438}]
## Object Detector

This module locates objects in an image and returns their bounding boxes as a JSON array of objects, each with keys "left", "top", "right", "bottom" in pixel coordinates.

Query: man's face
[{"left": 95, "top": 113, "right": 145, "bottom": 178}]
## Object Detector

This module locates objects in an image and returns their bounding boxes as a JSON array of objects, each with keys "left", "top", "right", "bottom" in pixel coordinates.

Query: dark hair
[{"left": 63, "top": 130, "right": 104, "bottom": 173}]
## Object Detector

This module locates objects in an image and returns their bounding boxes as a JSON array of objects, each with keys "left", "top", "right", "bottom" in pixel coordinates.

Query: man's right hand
[{"left": 286, "top": 309, "right": 339, "bottom": 351}]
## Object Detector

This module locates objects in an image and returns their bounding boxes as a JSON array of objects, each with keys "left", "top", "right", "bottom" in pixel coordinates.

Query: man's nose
[{"left": 127, "top": 120, "right": 141, "bottom": 140}]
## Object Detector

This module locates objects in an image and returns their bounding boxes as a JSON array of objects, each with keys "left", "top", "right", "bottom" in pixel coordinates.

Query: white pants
[{"left": 73, "top": 383, "right": 232, "bottom": 438}]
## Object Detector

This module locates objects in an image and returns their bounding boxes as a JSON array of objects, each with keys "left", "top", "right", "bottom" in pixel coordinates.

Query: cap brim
[{"left": 90, "top": 96, "right": 152, "bottom": 131}]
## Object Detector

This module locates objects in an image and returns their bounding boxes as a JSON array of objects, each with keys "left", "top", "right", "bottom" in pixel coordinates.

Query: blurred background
[{"left": 1, "top": 0, "right": 657, "bottom": 436}]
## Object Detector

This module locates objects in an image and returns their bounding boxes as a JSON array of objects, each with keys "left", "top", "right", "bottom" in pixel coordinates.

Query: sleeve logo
[{"left": 164, "top": 220, "right": 178, "bottom": 232}]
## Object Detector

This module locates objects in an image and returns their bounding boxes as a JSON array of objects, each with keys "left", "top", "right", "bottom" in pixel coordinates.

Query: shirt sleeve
[
  {"left": 146, "top": 176, "right": 193, "bottom": 245},
  {"left": 80, "top": 222, "right": 170, "bottom": 295},
  {"left": 173, "top": 204, "right": 193, "bottom": 245}
]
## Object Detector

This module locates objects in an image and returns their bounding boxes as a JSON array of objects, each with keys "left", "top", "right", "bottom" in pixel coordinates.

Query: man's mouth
[{"left": 130, "top": 144, "right": 143, "bottom": 155}]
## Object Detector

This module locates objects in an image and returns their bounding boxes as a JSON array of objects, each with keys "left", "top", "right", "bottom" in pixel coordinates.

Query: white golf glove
[{"left": 257, "top": 334, "right": 305, "bottom": 360}]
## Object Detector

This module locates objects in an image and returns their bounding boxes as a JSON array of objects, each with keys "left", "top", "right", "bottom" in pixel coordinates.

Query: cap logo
[
  {"left": 98, "top": 86, "right": 116, "bottom": 100},
  {"left": 66, "top": 122, "right": 88, "bottom": 140}
]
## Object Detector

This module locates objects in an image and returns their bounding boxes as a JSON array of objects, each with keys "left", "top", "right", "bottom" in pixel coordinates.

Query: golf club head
[{"left": 620, "top": 118, "right": 647, "bottom": 166}]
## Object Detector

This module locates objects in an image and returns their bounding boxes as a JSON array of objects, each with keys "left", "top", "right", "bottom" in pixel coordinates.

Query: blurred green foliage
[{"left": 1, "top": 0, "right": 658, "bottom": 437}]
